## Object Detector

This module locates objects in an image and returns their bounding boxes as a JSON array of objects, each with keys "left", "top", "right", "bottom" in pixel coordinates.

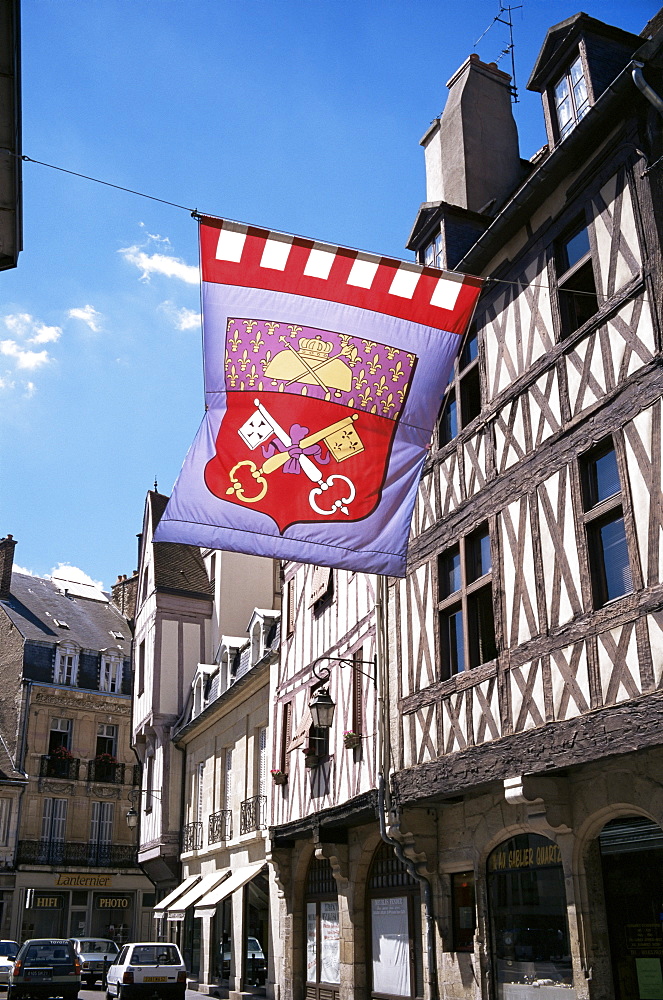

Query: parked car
[
  {"left": 105, "top": 943, "right": 186, "bottom": 1000},
  {"left": 8, "top": 939, "right": 80, "bottom": 1000},
  {"left": 221, "top": 937, "right": 266, "bottom": 986},
  {"left": 0, "top": 943, "right": 19, "bottom": 987},
  {"left": 68, "top": 940, "right": 119, "bottom": 989}
]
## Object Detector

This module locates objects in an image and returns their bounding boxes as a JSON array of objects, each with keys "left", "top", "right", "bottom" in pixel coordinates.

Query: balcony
[
  {"left": 208, "top": 809, "right": 232, "bottom": 844},
  {"left": 39, "top": 755, "right": 80, "bottom": 780},
  {"left": 87, "top": 759, "right": 125, "bottom": 784},
  {"left": 240, "top": 795, "right": 266, "bottom": 835},
  {"left": 17, "top": 840, "right": 138, "bottom": 868},
  {"left": 181, "top": 822, "right": 203, "bottom": 852}
]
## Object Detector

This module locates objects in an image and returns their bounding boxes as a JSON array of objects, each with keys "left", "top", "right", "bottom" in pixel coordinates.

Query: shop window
[
  {"left": 305, "top": 856, "right": 340, "bottom": 999},
  {"left": 556, "top": 217, "right": 598, "bottom": 337},
  {"left": 437, "top": 325, "right": 481, "bottom": 446},
  {"left": 553, "top": 53, "right": 590, "bottom": 141},
  {"left": 579, "top": 438, "right": 633, "bottom": 607},
  {"left": 487, "top": 833, "right": 574, "bottom": 998},
  {"left": 450, "top": 872, "right": 475, "bottom": 952},
  {"left": 438, "top": 523, "right": 497, "bottom": 680},
  {"left": 367, "top": 841, "right": 422, "bottom": 998}
]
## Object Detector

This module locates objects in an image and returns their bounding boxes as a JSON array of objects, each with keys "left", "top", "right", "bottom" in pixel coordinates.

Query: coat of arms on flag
[{"left": 154, "top": 217, "right": 482, "bottom": 577}]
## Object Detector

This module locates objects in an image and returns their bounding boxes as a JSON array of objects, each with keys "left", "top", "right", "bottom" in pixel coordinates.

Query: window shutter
[{"left": 258, "top": 728, "right": 267, "bottom": 797}]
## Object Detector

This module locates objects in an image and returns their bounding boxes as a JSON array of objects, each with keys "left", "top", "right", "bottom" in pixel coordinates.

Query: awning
[
  {"left": 194, "top": 862, "right": 266, "bottom": 918},
  {"left": 167, "top": 869, "right": 231, "bottom": 922},
  {"left": 153, "top": 874, "right": 201, "bottom": 918}
]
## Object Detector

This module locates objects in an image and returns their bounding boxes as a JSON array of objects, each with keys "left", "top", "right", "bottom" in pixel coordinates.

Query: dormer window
[
  {"left": 100, "top": 655, "right": 123, "bottom": 693},
  {"left": 424, "top": 232, "right": 444, "bottom": 269},
  {"left": 553, "top": 54, "right": 589, "bottom": 140},
  {"left": 54, "top": 644, "right": 79, "bottom": 686}
]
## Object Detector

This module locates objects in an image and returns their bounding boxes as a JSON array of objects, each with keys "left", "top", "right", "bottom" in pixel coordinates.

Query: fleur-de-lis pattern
[{"left": 224, "top": 317, "right": 415, "bottom": 421}]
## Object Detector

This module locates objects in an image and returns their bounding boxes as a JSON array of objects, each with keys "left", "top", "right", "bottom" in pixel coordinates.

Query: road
[{"left": 78, "top": 988, "right": 212, "bottom": 1000}]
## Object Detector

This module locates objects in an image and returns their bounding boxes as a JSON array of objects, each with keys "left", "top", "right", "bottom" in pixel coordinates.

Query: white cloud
[
  {"left": 68, "top": 304, "right": 102, "bottom": 332},
  {"left": 138, "top": 223, "right": 171, "bottom": 245},
  {"left": 120, "top": 245, "right": 199, "bottom": 285},
  {"left": 160, "top": 300, "right": 201, "bottom": 331},
  {"left": 4, "top": 312, "right": 61, "bottom": 345},
  {"left": 23, "top": 381, "right": 36, "bottom": 398},
  {"left": 13, "top": 564, "right": 36, "bottom": 576},
  {"left": 0, "top": 340, "right": 50, "bottom": 370}
]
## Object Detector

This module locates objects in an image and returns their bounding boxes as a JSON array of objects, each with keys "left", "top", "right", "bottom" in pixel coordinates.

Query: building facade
[
  {"left": 0, "top": 534, "right": 153, "bottom": 944},
  {"left": 270, "top": 9, "right": 663, "bottom": 1000}
]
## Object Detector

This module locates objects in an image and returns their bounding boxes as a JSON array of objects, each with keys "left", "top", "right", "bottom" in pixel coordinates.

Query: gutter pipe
[
  {"left": 632, "top": 60, "right": 663, "bottom": 115},
  {"left": 375, "top": 575, "right": 438, "bottom": 1000}
]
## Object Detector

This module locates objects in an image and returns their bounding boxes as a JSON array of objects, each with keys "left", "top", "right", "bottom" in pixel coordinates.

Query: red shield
[{"left": 204, "top": 392, "right": 397, "bottom": 533}]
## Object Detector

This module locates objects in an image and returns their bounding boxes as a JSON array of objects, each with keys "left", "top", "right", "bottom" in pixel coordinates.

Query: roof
[
  {"left": 527, "top": 12, "right": 642, "bottom": 91},
  {"left": 0, "top": 734, "right": 26, "bottom": 781},
  {"left": 1, "top": 572, "right": 131, "bottom": 654},
  {"left": 148, "top": 492, "right": 213, "bottom": 599}
]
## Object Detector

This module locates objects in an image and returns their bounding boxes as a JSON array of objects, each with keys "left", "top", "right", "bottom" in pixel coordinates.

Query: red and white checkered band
[{"left": 199, "top": 217, "right": 482, "bottom": 336}]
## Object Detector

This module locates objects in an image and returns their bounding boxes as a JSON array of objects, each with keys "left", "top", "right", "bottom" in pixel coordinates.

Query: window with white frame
[
  {"left": 48, "top": 717, "right": 71, "bottom": 755},
  {"left": 100, "top": 654, "right": 123, "bottom": 693},
  {"left": 258, "top": 727, "right": 267, "bottom": 799},
  {"left": 196, "top": 762, "right": 205, "bottom": 825},
  {"left": 41, "top": 797, "right": 68, "bottom": 843},
  {"left": 224, "top": 748, "right": 233, "bottom": 812},
  {"left": 54, "top": 644, "right": 79, "bottom": 685},
  {"left": 145, "top": 752, "right": 154, "bottom": 812},
  {"left": 89, "top": 801, "right": 114, "bottom": 864},
  {"left": 96, "top": 724, "right": 117, "bottom": 758},
  {"left": 424, "top": 231, "right": 444, "bottom": 269},
  {"left": 553, "top": 53, "right": 589, "bottom": 141}
]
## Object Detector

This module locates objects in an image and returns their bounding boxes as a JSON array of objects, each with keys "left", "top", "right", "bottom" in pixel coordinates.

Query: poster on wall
[
  {"left": 320, "top": 900, "right": 340, "bottom": 985},
  {"left": 306, "top": 902, "right": 317, "bottom": 982},
  {"left": 371, "top": 896, "right": 411, "bottom": 996}
]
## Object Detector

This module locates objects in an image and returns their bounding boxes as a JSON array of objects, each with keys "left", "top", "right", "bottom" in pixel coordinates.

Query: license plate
[
  {"left": 26, "top": 969, "right": 51, "bottom": 980},
  {"left": 144, "top": 977, "right": 167, "bottom": 982}
]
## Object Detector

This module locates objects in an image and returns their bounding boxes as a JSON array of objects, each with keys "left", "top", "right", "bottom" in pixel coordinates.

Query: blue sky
[{"left": 1, "top": 0, "right": 655, "bottom": 590}]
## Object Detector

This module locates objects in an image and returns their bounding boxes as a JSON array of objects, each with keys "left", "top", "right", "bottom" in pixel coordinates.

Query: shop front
[
  {"left": 486, "top": 833, "right": 575, "bottom": 1000},
  {"left": 14, "top": 872, "right": 153, "bottom": 944}
]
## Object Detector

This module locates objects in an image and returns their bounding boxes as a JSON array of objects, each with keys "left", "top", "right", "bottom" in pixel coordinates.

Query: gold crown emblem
[{"left": 299, "top": 336, "right": 333, "bottom": 360}]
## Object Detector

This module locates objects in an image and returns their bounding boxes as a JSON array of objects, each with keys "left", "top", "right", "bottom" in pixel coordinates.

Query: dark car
[{"left": 8, "top": 939, "right": 80, "bottom": 1000}]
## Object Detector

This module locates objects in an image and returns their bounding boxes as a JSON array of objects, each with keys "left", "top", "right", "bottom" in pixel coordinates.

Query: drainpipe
[
  {"left": 374, "top": 576, "right": 438, "bottom": 1000},
  {"left": 632, "top": 61, "right": 663, "bottom": 115}
]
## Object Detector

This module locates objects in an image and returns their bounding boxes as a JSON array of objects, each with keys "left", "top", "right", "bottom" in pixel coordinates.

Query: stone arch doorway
[
  {"left": 598, "top": 815, "right": 663, "bottom": 1000},
  {"left": 304, "top": 855, "right": 340, "bottom": 1000},
  {"left": 486, "top": 832, "right": 575, "bottom": 999},
  {"left": 366, "top": 841, "right": 422, "bottom": 1000}
]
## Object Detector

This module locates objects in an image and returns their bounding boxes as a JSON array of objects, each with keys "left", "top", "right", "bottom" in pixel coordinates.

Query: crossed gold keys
[{"left": 227, "top": 399, "right": 363, "bottom": 515}]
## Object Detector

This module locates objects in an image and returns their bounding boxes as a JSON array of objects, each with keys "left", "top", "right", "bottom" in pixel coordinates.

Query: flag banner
[{"left": 153, "top": 218, "right": 482, "bottom": 577}]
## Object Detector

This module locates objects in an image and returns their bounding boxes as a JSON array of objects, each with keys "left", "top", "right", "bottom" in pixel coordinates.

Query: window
[
  {"left": 0, "top": 798, "right": 11, "bottom": 846},
  {"left": 580, "top": 439, "right": 633, "bottom": 607},
  {"left": 310, "top": 565, "right": 334, "bottom": 613},
  {"left": 89, "top": 801, "right": 114, "bottom": 864},
  {"left": 96, "top": 724, "right": 117, "bottom": 758},
  {"left": 285, "top": 578, "right": 295, "bottom": 637},
  {"left": 54, "top": 645, "right": 78, "bottom": 686},
  {"left": 224, "top": 748, "right": 233, "bottom": 813},
  {"left": 258, "top": 727, "right": 268, "bottom": 798},
  {"left": 352, "top": 647, "right": 364, "bottom": 737},
  {"left": 437, "top": 325, "right": 481, "bottom": 446},
  {"left": 305, "top": 857, "right": 340, "bottom": 990},
  {"left": 145, "top": 753, "right": 154, "bottom": 813},
  {"left": 137, "top": 639, "right": 145, "bottom": 696},
  {"left": 48, "top": 718, "right": 71, "bottom": 755},
  {"left": 450, "top": 872, "right": 475, "bottom": 952},
  {"left": 438, "top": 523, "right": 497, "bottom": 680},
  {"left": 556, "top": 217, "right": 598, "bottom": 337},
  {"left": 196, "top": 763, "right": 205, "bottom": 825},
  {"left": 553, "top": 53, "right": 589, "bottom": 140},
  {"left": 279, "top": 703, "right": 292, "bottom": 775},
  {"left": 424, "top": 231, "right": 444, "bottom": 269},
  {"left": 41, "top": 797, "right": 68, "bottom": 844},
  {"left": 100, "top": 655, "right": 123, "bottom": 693}
]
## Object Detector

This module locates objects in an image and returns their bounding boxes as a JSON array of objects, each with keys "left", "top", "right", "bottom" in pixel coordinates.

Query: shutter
[
  {"left": 258, "top": 728, "right": 267, "bottom": 798},
  {"left": 41, "top": 798, "right": 53, "bottom": 841},
  {"left": 90, "top": 801, "right": 100, "bottom": 845},
  {"left": 0, "top": 798, "right": 10, "bottom": 845},
  {"left": 52, "top": 799, "right": 67, "bottom": 842},
  {"left": 197, "top": 763, "right": 205, "bottom": 824},
  {"left": 99, "top": 802, "right": 114, "bottom": 845},
  {"left": 309, "top": 566, "right": 333, "bottom": 606},
  {"left": 224, "top": 749, "right": 233, "bottom": 812}
]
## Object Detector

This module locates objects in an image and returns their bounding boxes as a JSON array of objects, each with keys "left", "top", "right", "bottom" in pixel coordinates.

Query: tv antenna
[{"left": 474, "top": 3, "right": 522, "bottom": 103}]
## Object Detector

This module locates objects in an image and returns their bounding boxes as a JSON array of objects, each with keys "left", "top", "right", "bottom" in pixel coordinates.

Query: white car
[
  {"left": 68, "top": 940, "right": 119, "bottom": 989},
  {"left": 105, "top": 943, "right": 187, "bottom": 1000},
  {"left": 0, "top": 943, "right": 19, "bottom": 987}
]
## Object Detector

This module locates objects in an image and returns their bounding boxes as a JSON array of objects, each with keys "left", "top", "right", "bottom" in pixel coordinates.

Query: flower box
[
  {"left": 343, "top": 732, "right": 362, "bottom": 750},
  {"left": 271, "top": 770, "right": 287, "bottom": 785},
  {"left": 302, "top": 749, "right": 319, "bottom": 768}
]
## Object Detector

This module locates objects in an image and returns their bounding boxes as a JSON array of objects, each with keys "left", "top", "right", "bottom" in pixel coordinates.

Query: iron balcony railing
[
  {"left": 240, "top": 795, "right": 266, "bottom": 835},
  {"left": 87, "top": 760, "right": 125, "bottom": 784},
  {"left": 208, "top": 809, "right": 232, "bottom": 844},
  {"left": 17, "top": 840, "right": 138, "bottom": 868},
  {"left": 181, "top": 822, "right": 203, "bottom": 852},
  {"left": 39, "top": 755, "right": 80, "bottom": 780}
]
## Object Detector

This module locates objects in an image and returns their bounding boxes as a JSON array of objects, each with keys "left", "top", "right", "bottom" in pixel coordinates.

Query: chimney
[
  {"left": 422, "top": 54, "right": 523, "bottom": 213},
  {"left": 0, "top": 535, "right": 17, "bottom": 599}
]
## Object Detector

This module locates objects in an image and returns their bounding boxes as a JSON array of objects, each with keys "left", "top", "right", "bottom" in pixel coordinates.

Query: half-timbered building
[{"left": 270, "top": 9, "right": 663, "bottom": 1000}]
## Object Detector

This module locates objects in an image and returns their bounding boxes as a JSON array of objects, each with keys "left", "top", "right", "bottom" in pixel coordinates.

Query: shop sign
[
  {"left": 95, "top": 896, "right": 131, "bottom": 910},
  {"left": 55, "top": 874, "right": 113, "bottom": 888},
  {"left": 27, "top": 892, "right": 65, "bottom": 909},
  {"left": 488, "top": 839, "right": 562, "bottom": 872}
]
